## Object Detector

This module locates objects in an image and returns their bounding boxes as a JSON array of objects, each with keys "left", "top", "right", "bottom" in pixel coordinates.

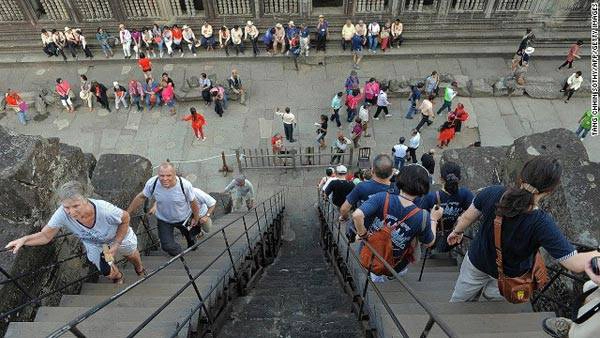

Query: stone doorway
[
  {"left": 27, "top": 0, "right": 47, "bottom": 19},
  {"left": 312, "top": 0, "right": 344, "bottom": 15}
]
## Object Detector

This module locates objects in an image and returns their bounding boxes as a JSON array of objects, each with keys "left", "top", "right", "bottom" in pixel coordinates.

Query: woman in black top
[
  {"left": 316, "top": 114, "right": 328, "bottom": 148},
  {"left": 91, "top": 81, "right": 111, "bottom": 112},
  {"left": 447, "top": 156, "right": 600, "bottom": 302}
]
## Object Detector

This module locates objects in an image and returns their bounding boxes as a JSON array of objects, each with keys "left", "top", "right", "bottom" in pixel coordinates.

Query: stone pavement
[{"left": 0, "top": 54, "right": 595, "bottom": 201}]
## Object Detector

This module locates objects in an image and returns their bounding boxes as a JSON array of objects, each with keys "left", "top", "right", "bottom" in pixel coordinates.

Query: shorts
[
  {"left": 166, "top": 99, "right": 176, "bottom": 108},
  {"left": 83, "top": 227, "right": 138, "bottom": 271},
  {"left": 352, "top": 49, "right": 364, "bottom": 57}
]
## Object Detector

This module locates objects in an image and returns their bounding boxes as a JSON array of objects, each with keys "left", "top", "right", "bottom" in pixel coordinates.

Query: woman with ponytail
[
  {"left": 447, "top": 156, "right": 600, "bottom": 302},
  {"left": 418, "top": 162, "right": 474, "bottom": 253}
]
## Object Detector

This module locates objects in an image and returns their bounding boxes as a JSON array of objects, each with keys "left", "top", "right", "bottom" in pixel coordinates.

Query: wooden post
[
  {"left": 219, "top": 151, "right": 234, "bottom": 176},
  {"left": 348, "top": 147, "right": 354, "bottom": 166}
]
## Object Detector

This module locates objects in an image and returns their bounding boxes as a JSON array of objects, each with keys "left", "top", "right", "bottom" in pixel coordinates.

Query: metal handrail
[
  {"left": 46, "top": 190, "right": 285, "bottom": 338},
  {"left": 318, "top": 194, "right": 458, "bottom": 338},
  {"left": 0, "top": 214, "right": 159, "bottom": 322}
]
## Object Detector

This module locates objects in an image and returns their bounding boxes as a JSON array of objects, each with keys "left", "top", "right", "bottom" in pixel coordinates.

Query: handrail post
[
  {"left": 255, "top": 208, "right": 267, "bottom": 262},
  {"left": 140, "top": 214, "right": 158, "bottom": 252},
  {"left": 68, "top": 326, "right": 86, "bottom": 338},
  {"left": 0, "top": 266, "right": 37, "bottom": 302},
  {"left": 220, "top": 228, "right": 240, "bottom": 282},
  {"left": 241, "top": 216, "right": 252, "bottom": 252},
  {"left": 358, "top": 251, "right": 375, "bottom": 320},
  {"left": 178, "top": 256, "right": 214, "bottom": 326}
]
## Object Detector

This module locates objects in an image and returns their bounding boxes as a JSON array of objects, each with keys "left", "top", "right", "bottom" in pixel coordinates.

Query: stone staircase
[
  {"left": 4, "top": 203, "right": 283, "bottom": 338},
  {"left": 217, "top": 191, "right": 364, "bottom": 337},
  {"left": 320, "top": 202, "right": 557, "bottom": 338}
]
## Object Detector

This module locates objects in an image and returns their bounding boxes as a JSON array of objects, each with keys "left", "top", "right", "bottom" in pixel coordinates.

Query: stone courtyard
[{"left": 0, "top": 54, "right": 595, "bottom": 202}]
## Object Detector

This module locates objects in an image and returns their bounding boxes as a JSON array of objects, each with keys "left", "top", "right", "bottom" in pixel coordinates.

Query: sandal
[
  {"left": 113, "top": 271, "right": 124, "bottom": 284},
  {"left": 135, "top": 267, "right": 147, "bottom": 277}
]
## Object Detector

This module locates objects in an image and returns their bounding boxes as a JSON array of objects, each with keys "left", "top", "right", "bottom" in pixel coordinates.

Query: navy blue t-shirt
[
  {"left": 468, "top": 185, "right": 576, "bottom": 278},
  {"left": 346, "top": 179, "right": 392, "bottom": 228},
  {"left": 418, "top": 187, "right": 474, "bottom": 228},
  {"left": 360, "top": 192, "right": 434, "bottom": 259},
  {"left": 351, "top": 35, "right": 363, "bottom": 51}
]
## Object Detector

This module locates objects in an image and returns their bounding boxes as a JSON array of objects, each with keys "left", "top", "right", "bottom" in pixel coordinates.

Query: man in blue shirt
[
  {"left": 339, "top": 154, "right": 394, "bottom": 241},
  {"left": 299, "top": 23, "right": 310, "bottom": 57},
  {"left": 405, "top": 83, "right": 424, "bottom": 119},
  {"left": 351, "top": 33, "right": 365, "bottom": 70}
]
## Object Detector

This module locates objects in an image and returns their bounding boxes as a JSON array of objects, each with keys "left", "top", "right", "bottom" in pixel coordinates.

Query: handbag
[
  {"left": 494, "top": 215, "right": 549, "bottom": 303},
  {"left": 359, "top": 193, "right": 423, "bottom": 276}
]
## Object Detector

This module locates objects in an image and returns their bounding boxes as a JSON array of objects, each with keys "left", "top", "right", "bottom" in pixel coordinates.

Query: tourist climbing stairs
[
  {"left": 318, "top": 196, "right": 557, "bottom": 338},
  {"left": 4, "top": 191, "right": 285, "bottom": 338}
]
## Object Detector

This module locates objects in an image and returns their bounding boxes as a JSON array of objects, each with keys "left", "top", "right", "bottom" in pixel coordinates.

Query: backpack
[{"left": 359, "top": 193, "right": 426, "bottom": 276}]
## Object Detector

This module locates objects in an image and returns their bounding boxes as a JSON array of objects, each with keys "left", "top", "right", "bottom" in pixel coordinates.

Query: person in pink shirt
[
  {"left": 364, "top": 78, "right": 380, "bottom": 106},
  {"left": 161, "top": 82, "right": 176, "bottom": 115},
  {"left": 55, "top": 78, "right": 74, "bottom": 113},
  {"left": 350, "top": 117, "right": 363, "bottom": 147},
  {"left": 345, "top": 88, "right": 364, "bottom": 122},
  {"left": 558, "top": 40, "right": 583, "bottom": 70},
  {"left": 128, "top": 79, "right": 144, "bottom": 111}
]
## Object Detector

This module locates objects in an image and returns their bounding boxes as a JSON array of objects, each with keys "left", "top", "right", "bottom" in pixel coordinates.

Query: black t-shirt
[
  {"left": 325, "top": 179, "right": 355, "bottom": 207},
  {"left": 320, "top": 121, "right": 328, "bottom": 135},
  {"left": 468, "top": 185, "right": 575, "bottom": 278},
  {"left": 420, "top": 153, "right": 435, "bottom": 175}
]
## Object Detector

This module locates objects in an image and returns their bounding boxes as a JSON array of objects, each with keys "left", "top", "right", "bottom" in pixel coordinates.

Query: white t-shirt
[
  {"left": 393, "top": 144, "right": 408, "bottom": 158},
  {"left": 48, "top": 199, "right": 125, "bottom": 245},
  {"left": 193, "top": 188, "right": 217, "bottom": 216},
  {"left": 143, "top": 176, "right": 196, "bottom": 223},
  {"left": 409, "top": 133, "right": 421, "bottom": 148},
  {"left": 359, "top": 106, "right": 369, "bottom": 122}
]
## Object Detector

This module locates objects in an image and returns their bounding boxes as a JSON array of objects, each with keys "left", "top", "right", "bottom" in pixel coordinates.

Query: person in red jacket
[
  {"left": 437, "top": 118, "right": 456, "bottom": 148},
  {"left": 137, "top": 52, "right": 152, "bottom": 79},
  {"left": 448, "top": 103, "right": 469, "bottom": 133},
  {"left": 558, "top": 40, "right": 583, "bottom": 70},
  {"left": 345, "top": 88, "right": 364, "bottom": 122},
  {"left": 182, "top": 107, "right": 207, "bottom": 141}
]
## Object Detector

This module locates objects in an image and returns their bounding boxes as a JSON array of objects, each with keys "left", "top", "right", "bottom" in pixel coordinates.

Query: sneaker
[
  {"left": 193, "top": 53, "right": 197, "bottom": 57},
  {"left": 180, "top": 52, "right": 185, "bottom": 57},
  {"left": 385, "top": 114, "right": 392, "bottom": 117},
  {"left": 542, "top": 317, "right": 571, "bottom": 338},
  {"left": 202, "top": 137, "right": 207, "bottom": 141},
  {"left": 374, "top": 117, "right": 379, "bottom": 120}
]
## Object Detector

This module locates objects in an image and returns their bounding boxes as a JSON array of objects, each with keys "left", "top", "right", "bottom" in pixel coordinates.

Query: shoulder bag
[{"left": 494, "top": 215, "right": 549, "bottom": 303}]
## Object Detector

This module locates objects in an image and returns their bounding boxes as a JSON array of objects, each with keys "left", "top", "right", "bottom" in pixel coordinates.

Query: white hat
[
  {"left": 182, "top": 25, "right": 189, "bottom": 29},
  {"left": 113, "top": 81, "right": 119, "bottom": 87},
  {"left": 525, "top": 46, "right": 535, "bottom": 54},
  {"left": 247, "top": 20, "right": 253, "bottom": 26},
  {"left": 288, "top": 21, "right": 294, "bottom": 26},
  {"left": 64, "top": 26, "right": 70, "bottom": 31},
  {"left": 276, "top": 23, "right": 283, "bottom": 28},
  {"left": 319, "top": 15, "right": 324, "bottom": 18},
  {"left": 336, "top": 165, "right": 348, "bottom": 174}
]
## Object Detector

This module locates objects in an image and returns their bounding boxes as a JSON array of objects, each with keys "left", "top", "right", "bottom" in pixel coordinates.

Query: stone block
[
  {"left": 83, "top": 153, "right": 97, "bottom": 180},
  {"left": 91, "top": 154, "right": 152, "bottom": 211},
  {"left": 524, "top": 76, "right": 563, "bottom": 99},
  {"left": 0, "top": 126, "right": 59, "bottom": 222},
  {"left": 56, "top": 143, "right": 89, "bottom": 186},
  {"left": 440, "top": 74, "right": 470, "bottom": 96},
  {"left": 468, "top": 79, "right": 493, "bottom": 97},
  {"left": 209, "top": 192, "right": 233, "bottom": 217},
  {"left": 441, "top": 146, "right": 509, "bottom": 192}
]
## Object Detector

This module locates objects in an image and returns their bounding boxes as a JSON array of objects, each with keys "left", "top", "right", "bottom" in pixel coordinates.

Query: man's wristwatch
[{"left": 206, "top": 213, "right": 211, "bottom": 218}]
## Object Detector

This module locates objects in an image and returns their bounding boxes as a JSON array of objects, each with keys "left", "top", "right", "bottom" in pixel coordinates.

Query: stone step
[
  {"left": 34, "top": 306, "right": 190, "bottom": 324},
  {"left": 60, "top": 295, "right": 198, "bottom": 308},
  {"left": 379, "top": 312, "right": 555, "bottom": 337},
  {"left": 79, "top": 279, "right": 221, "bottom": 297},
  {"left": 4, "top": 321, "right": 184, "bottom": 338},
  {"left": 377, "top": 300, "right": 533, "bottom": 315}
]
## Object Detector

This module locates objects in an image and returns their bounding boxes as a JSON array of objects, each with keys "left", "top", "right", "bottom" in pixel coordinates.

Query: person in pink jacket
[
  {"left": 161, "top": 82, "right": 176, "bottom": 115},
  {"left": 55, "top": 78, "right": 74, "bottom": 113},
  {"left": 364, "top": 78, "right": 380, "bottom": 106}
]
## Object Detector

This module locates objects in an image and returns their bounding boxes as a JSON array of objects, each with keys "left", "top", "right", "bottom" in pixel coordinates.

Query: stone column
[
  {"left": 390, "top": 0, "right": 400, "bottom": 15},
  {"left": 437, "top": 0, "right": 450, "bottom": 17},
  {"left": 108, "top": 0, "right": 125, "bottom": 21},
  {"left": 484, "top": 0, "right": 496, "bottom": 18}
]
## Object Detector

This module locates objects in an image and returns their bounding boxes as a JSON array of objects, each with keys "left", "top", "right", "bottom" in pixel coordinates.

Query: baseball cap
[{"left": 336, "top": 165, "right": 348, "bottom": 174}]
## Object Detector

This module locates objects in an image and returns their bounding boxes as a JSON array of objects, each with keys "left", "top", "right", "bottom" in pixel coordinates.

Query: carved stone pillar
[
  {"left": 40, "top": 0, "right": 71, "bottom": 21},
  {"left": 437, "top": 0, "right": 450, "bottom": 17},
  {"left": 72, "top": 0, "right": 114, "bottom": 21},
  {"left": 484, "top": 0, "right": 495, "bottom": 18},
  {"left": 0, "top": 0, "right": 26, "bottom": 22}
]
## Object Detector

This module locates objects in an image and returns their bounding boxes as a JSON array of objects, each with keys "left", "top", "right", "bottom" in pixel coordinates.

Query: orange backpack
[{"left": 359, "top": 193, "right": 423, "bottom": 276}]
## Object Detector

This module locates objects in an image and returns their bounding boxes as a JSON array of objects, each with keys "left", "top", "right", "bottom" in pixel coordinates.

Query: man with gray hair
[
  {"left": 5, "top": 181, "right": 145, "bottom": 283},
  {"left": 127, "top": 162, "right": 200, "bottom": 256},
  {"left": 224, "top": 175, "right": 255, "bottom": 211},
  {"left": 339, "top": 154, "right": 395, "bottom": 241}
]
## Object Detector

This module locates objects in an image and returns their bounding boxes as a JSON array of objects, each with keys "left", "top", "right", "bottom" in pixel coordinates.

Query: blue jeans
[
  {"left": 405, "top": 102, "right": 417, "bottom": 118},
  {"left": 330, "top": 108, "right": 341, "bottom": 127},
  {"left": 368, "top": 35, "right": 378, "bottom": 50},
  {"left": 222, "top": 93, "right": 228, "bottom": 110},
  {"left": 576, "top": 126, "right": 589, "bottom": 139},
  {"left": 436, "top": 100, "right": 452, "bottom": 115},
  {"left": 394, "top": 156, "right": 405, "bottom": 169},
  {"left": 145, "top": 94, "right": 161, "bottom": 110},
  {"left": 17, "top": 111, "right": 28, "bottom": 125},
  {"left": 100, "top": 43, "right": 112, "bottom": 55},
  {"left": 347, "top": 108, "right": 356, "bottom": 122}
]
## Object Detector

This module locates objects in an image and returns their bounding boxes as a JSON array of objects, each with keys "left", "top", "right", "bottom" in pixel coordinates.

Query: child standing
[{"left": 182, "top": 107, "right": 207, "bottom": 141}]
